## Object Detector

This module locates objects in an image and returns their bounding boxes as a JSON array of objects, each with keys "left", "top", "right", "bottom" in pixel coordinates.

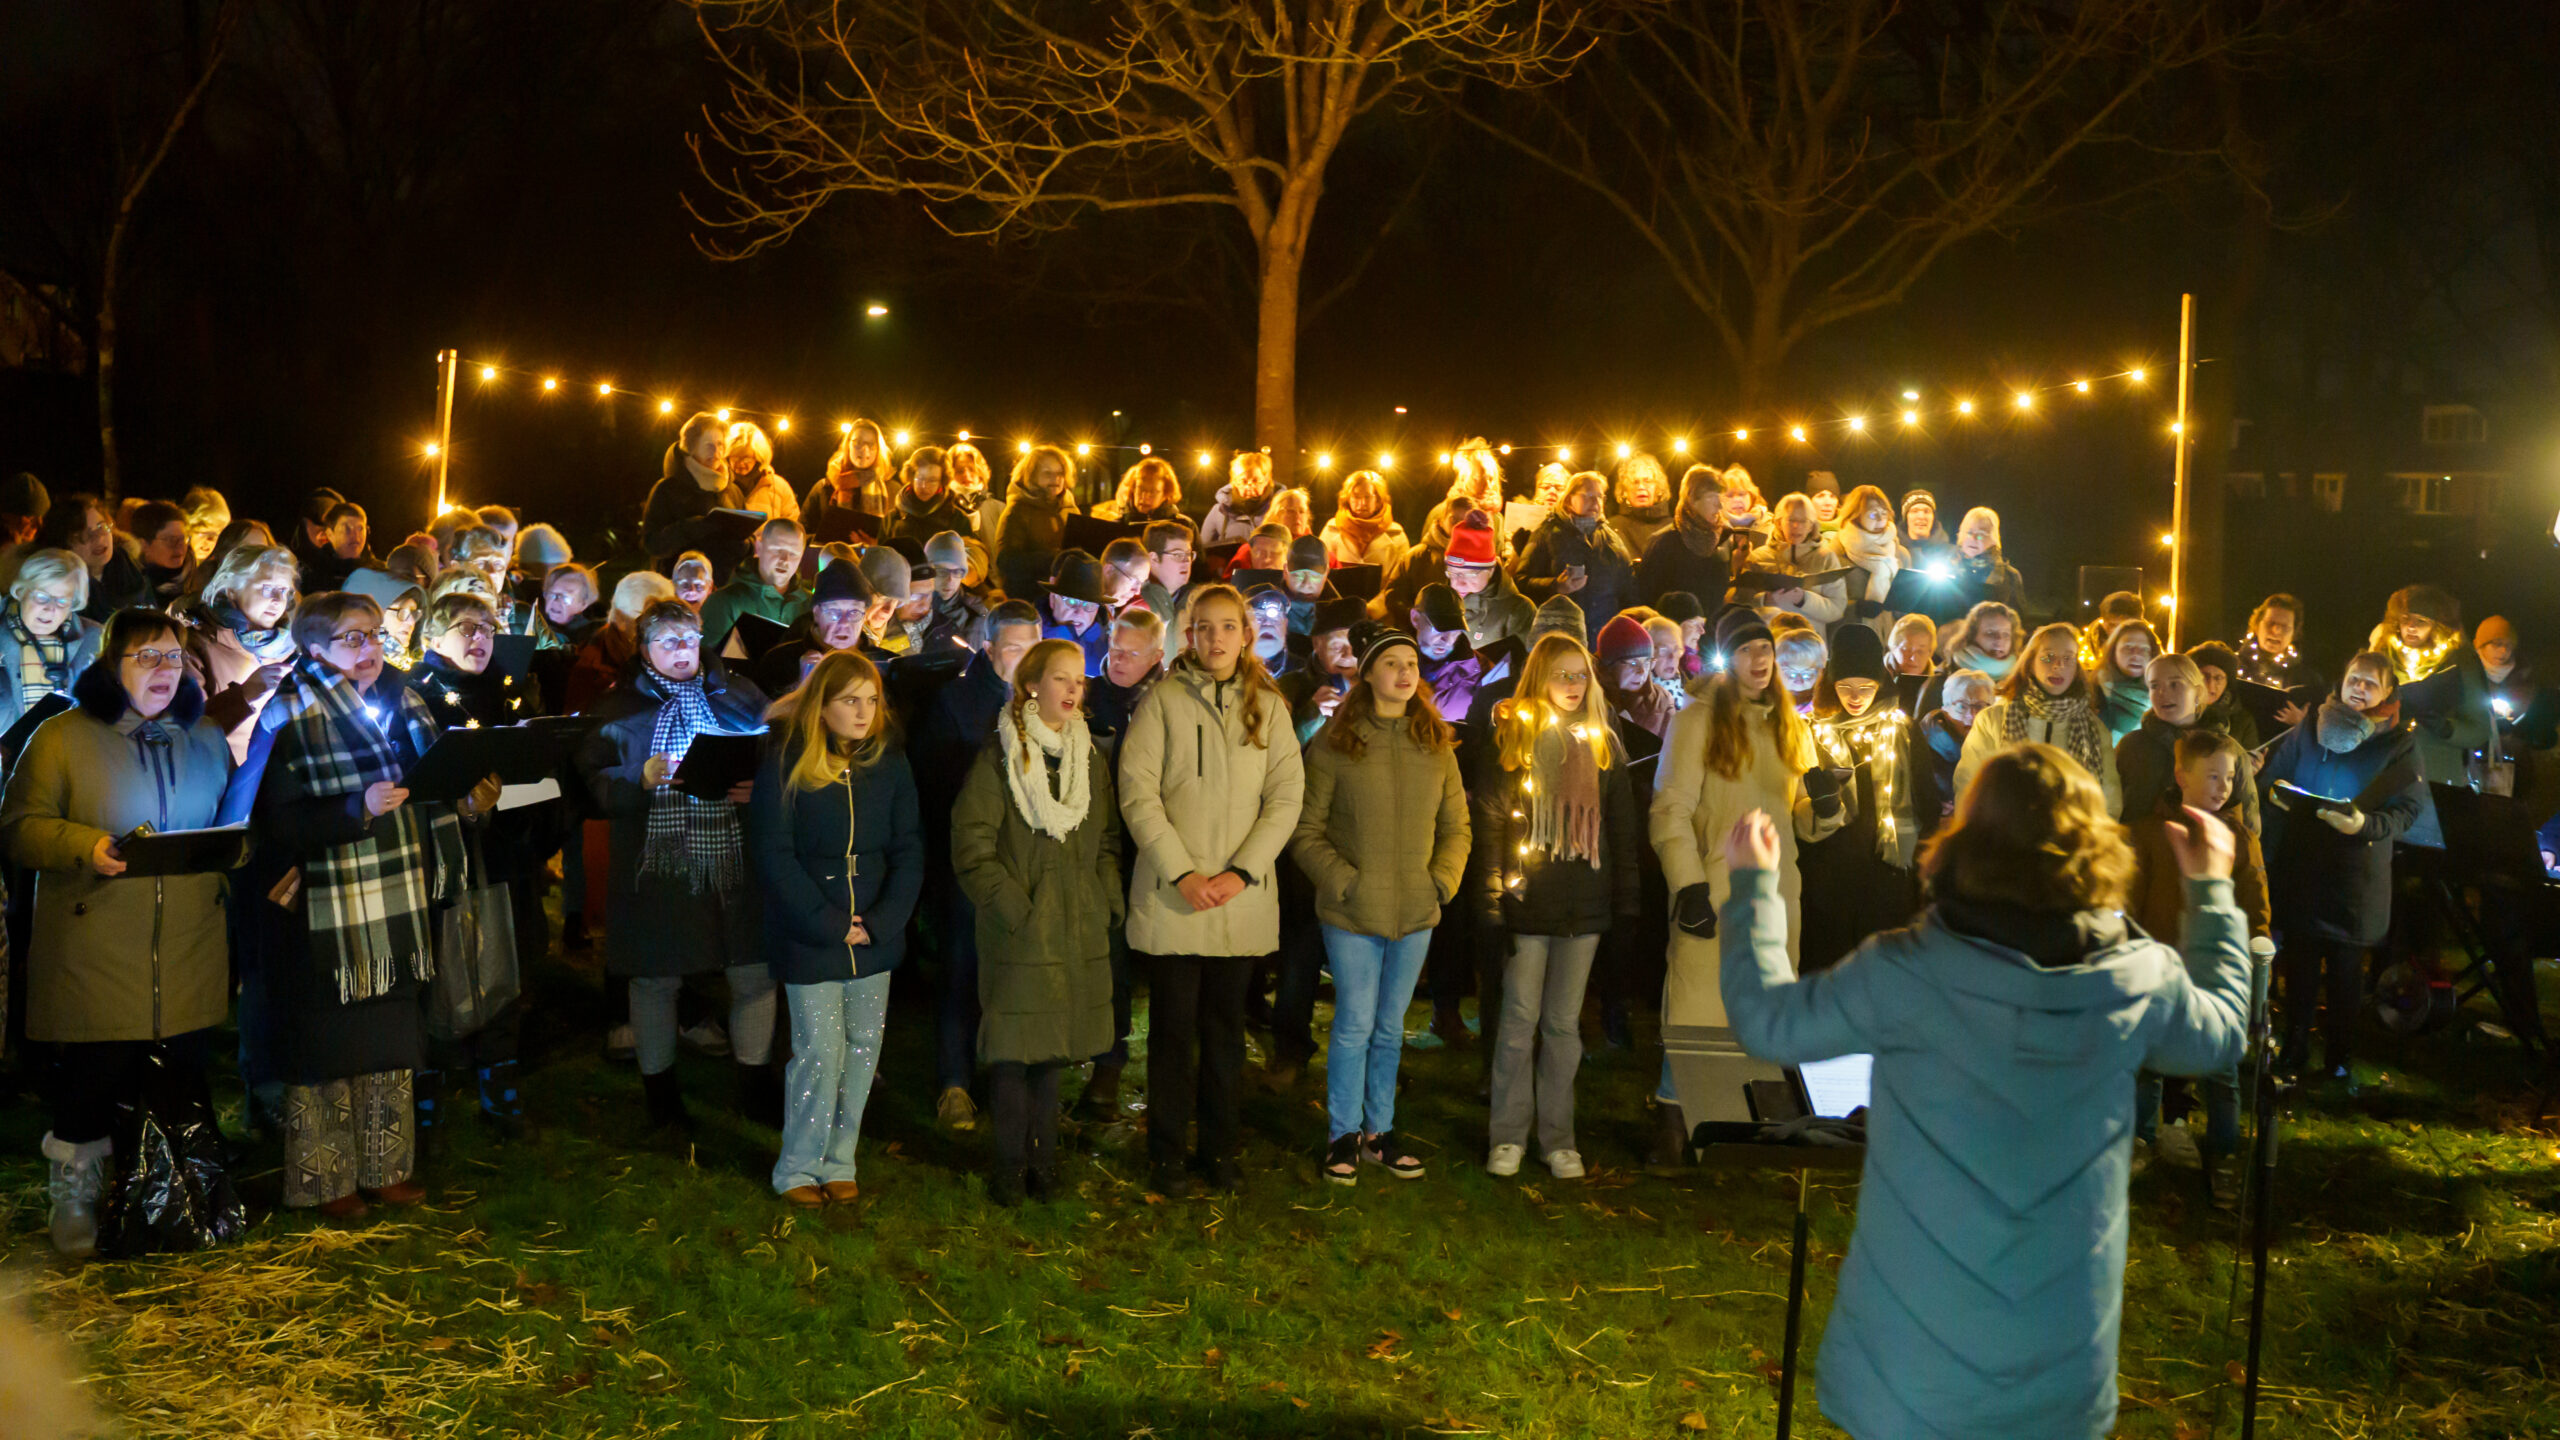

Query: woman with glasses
[
  {"left": 3, "top": 609, "right": 238, "bottom": 1256},
  {"left": 0, "top": 549, "right": 101, "bottom": 754},
  {"left": 177, "top": 543, "right": 299, "bottom": 762},
  {"left": 240, "top": 592, "right": 489, "bottom": 1220},
  {"left": 574, "top": 599, "right": 776, "bottom": 1131},
  {"left": 411, "top": 592, "right": 543, "bottom": 1146}
]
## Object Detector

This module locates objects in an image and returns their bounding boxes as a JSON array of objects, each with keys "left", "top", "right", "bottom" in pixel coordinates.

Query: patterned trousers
[{"left": 283, "top": 1069, "right": 415, "bottom": 1207}]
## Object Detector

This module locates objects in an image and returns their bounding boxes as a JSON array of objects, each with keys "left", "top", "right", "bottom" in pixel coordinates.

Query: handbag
[
  {"left": 97, "top": 1044, "right": 247, "bottom": 1257},
  {"left": 427, "top": 831, "right": 521, "bottom": 1041}
]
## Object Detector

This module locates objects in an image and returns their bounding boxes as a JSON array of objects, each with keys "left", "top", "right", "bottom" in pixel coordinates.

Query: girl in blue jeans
[{"left": 1289, "top": 622, "right": 1471, "bottom": 1185}]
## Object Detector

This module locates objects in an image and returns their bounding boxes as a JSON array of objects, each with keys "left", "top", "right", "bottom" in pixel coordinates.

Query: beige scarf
[
  {"left": 684, "top": 454, "right": 725, "bottom": 492},
  {"left": 1525, "top": 721, "right": 1604, "bottom": 869}
]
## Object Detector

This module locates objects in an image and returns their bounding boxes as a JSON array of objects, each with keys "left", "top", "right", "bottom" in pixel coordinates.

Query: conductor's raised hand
[
  {"left": 1724, "top": 809, "right": 1781, "bottom": 872},
  {"left": 2162, "top": 804, "right": 2235, "bottom": 880}
]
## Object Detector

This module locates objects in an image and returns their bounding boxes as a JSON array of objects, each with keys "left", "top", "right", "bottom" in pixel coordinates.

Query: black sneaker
[
  {"left": 1205, "top": 1156, "right": 1246, "bottom": 1194},
  {"left": 1323, "top": 1134, "right": 1361, "bottom": 1187},
  {"left": 1362, "top": 1132, "right": 1426, "bottom": 1181},
  {"left": 1149, "top": 1161, "right": 1203, "bottom": 1199}
]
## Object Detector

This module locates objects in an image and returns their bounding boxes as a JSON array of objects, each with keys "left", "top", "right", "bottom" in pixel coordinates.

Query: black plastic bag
[{"left": 97, "top": 1044, "right": 247, "bottom": 1257}]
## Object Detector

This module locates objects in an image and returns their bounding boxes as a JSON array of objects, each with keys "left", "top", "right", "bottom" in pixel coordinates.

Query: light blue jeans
[
  {"left": 772, "top": 973, "right": 892, "bottom": 1193},
  {"left": 1320, "top": 925, "right": 1434, "bottom": 1141}
]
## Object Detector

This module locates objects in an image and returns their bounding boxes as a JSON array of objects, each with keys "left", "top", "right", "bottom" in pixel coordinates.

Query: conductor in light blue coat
[{"left": 1718, "top": 742, "right": 2252, "bottom": 1440}]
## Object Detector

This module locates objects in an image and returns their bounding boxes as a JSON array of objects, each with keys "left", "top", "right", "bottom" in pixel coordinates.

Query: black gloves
[
  {"left": 1801, "top": 766, "right": 1846, "bottom": 821},
  {"left": 1674, "top": 882, "right": 1718, "bottom": 939}
]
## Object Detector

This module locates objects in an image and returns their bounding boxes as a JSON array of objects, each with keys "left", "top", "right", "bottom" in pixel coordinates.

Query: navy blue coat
[
  {"left": 746, "top": 744, "right": 924, "bottom": 983},
  {"left": 2257, "top": 716, "right": 2424, "bottom": 947}
]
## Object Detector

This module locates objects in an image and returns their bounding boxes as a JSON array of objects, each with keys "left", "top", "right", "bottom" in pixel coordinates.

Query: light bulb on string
[
  {"left": 1734, "top": 429, "right": 1749, "bottom": 441},
  {"left": 1615, "top": 442, "right": 1632, "bottom": 460},
  {"left": 1788, "top": 425, "right": 1806, "bottom": 442},
  {"left": 1557, "top": 446, "right": 1572, "bottom": 462},
  {"left": 1671, "top": 437, "right": 1688, "bottom": 454},
  {"left": 1497, "top": 443, "right": 1512, "bottom": 456},
  {"left": 1847, "top": 416, "right": 1866, "bottom": 432},
  {"left": 1955, "top": 400, "right": 1975, "bottom": 416},
  {"left": 1139, "top": 443, "right": 1152, "bottom": 456},
  {"left": 775, "top": 417, "right": 791, "bottom": 433},
  {"left": 2074, "top": 380, "right": 2091, "bottom": 393},
  {"left": 1018, "top": 441, "right": 1032, "bottom": 455},
  {"left": 1075, "top": 442, "right": 1091, "bottom": 456},
  {"left": 893, "top": 429, "right": 910, "bottom": 446},
  {"left": 422, "top": 441, "right": 441, "bottom": 458},
  {"left": 2015, "top": 393, "right": 2034, "bottom": 410},
  {"left": 1901, "top": 389, "right": 1919, "bottom": 401},
  {"left": 597, "top": 382, "right": 613, "bottom": 396},
  {"left": 658, "top": 399, "right": 675, "bottom": 415},
  {"left": 479, "top": 366, "right": 497, "bottom": 382},
  {"left": 2169, "top": 421, "right": 2184, "bottom": 435},
  {"left": 2159, "top": 532, "right": 2176, "bottom": 547},
  {"left": 541, "top": 376, "right": 559, "bottom": 393},
  {"left": 1436, "top": 451, "right": 1451, "bottom": 465},
  {"left": 2129, "top": 368, "right": 2147, "bottom": 383},
  {"left": 1376, "top": 452, "right": 1393, "bottom": 469},
  {"left": 839, "top": 421, "right": 854, "bottom": 434},
  {"left": 957, "top": 430, "right": 971, "bottom": 442},
  {"left": 1315, "top": 452, "right": 1333, "bottom": 470},
  {"left": 1197, "top": 451, "right": 1214, "bottom": 469},
  {"left": 715, "top": 407, "right": 731, "bottom": 422},
  {"left": 1901, "top": 410, "right": 1919, "bottom": 426}
]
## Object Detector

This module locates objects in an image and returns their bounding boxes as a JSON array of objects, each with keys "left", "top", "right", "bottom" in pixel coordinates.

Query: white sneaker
[
  {"left": 2154, "top": 1120, "right": 2202, "bottom": 1171},
  {"left": 679, "top": 1018, "right": 732, "bottom": 1057},
  {"left": 1485, "top": 1143, "right": 1524, "bottom": 1176},
  {"left": 1544, "top": 1149, "right": 1586, "bottom": 1179}
]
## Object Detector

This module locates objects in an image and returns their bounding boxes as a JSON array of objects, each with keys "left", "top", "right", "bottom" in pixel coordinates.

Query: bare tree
[
  {"left": 1466, "top": 0, "right": 2289, "bottom": 410},
  {"left": 96, "top": 0, "right": 246, "bottom": 500},
  {"left": 685, "top": 0, "right": 1584, "bottom": 477}
]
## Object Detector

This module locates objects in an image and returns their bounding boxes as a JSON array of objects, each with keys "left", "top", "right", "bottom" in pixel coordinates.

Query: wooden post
[
  {"left": 2168, "top": 293, "right": 2195, "bottom": 649},
  {"left": 430, "top": 348, "right": 458, "bottom": 524}
]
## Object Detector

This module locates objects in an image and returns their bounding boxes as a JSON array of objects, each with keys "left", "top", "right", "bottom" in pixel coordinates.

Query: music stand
[{"left": 2395, "top": 784, "right": 2552, "bottom": 1069}]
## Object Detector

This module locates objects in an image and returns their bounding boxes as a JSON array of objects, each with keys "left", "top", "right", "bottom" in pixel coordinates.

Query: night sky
[{"left": 8, "top": 0, "right": 2559, "bottom": 643}]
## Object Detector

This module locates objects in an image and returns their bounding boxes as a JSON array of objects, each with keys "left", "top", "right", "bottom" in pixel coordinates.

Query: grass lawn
[{"left": 4, "top": 941, "right": 2558, "bottom": 1439}]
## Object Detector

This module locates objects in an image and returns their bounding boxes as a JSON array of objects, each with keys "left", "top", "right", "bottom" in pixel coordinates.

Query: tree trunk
[{"left": 1252, "top": 177, "right": 1324, "bottom": 487}]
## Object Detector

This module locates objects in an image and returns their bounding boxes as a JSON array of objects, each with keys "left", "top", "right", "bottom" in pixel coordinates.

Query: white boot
[{"left": 42, "top": 1132, "right": 112, "bottom": 1259}]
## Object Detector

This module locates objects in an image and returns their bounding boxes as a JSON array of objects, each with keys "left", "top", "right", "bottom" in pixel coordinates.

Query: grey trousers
[
  {"left": 631, "top": 965, "right": 778, "bottom": 1075},
  {"left": 1488, "top": 934, "right": 1599, "bottom": 1155}
]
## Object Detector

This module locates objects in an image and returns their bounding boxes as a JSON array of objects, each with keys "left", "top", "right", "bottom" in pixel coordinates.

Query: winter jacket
[
  {"left": 572, "top": 658, "right": 770, "bottom": 977},
  {"left": 1042, "top": 614, "right": 1109, "bottom": 676},
  {"left": 1514, "top": 512, "right": 1639, "bottom": 633},
  {"left": 2112, "top": 711, "right": 2261, "bottom": 834},
  {"left": 0, "top": 610, "right": 99, "bottom": 746},
  {"left": 2129, "top": 795, "right": 2269, "bottom": 942},
  {"left": 1469, "top": 733, "right": 1641, "bottom": 938},
  {"left": 1954, "top": 698, "right": 2124, "bottom": 816},
  {"left": 2256, "top": 713, "right": 2424, "bottom": 947},
  {"left": 914, "top": 651, "right": 1009, "bottom": 827},
  {"left": 1459, "top": 571, "right": 1536, "bottom": 654},
  {"left": 2395, "top": 645, "right": 2498, "bottom": 785},
  {"left": 800, "top": 474, "right": 886, "bottom": 546},
  {"left": 1650, "top": 700, "right": 1841, "bottom": 1023},
  {"left": 1607, "top": 499, "right": 1673, "bottom": 558},
  {"left": 951, "top": 739, "right": 1124, "bottom": 1064},
  {"left": 1947, "top": 550, "right": 2027, "bottom": 620},
  {"left": 641, "top": 443, "right": 749, "bottom": 565},
  {"left": 1743, "top": 533, "right": 1848, "bottom": 628},
  {"left": 1319, "top": 513, "right": 1411, "bottom": 572},
  {"left": 1912, "top": 709, "right": 1970, "bottom": 837},
  {"left": 1290, "top": 718, "right": 1469, "bottom": 940},
  {"left": 1199, "top": 484, "right": 1275, "bottom": 548},
  {"left": 1718, "top": 866, "right": 2251, "bottom": 1440},
  {"left": 1115, "top": 660, "right": 1306, "bottom": 956},
  {"left": 1796, "top": 707, "right": 1921, "bottom": 971},
  {"left": 176, "top": 606, "right": 292, "bottom": 762},
  {"left": 1636, "top": 517, "right": 1735, "bottom": 612},
  {"left": 916, "top": 588, "right": 990, "bottom": 655},
  {"left": 737, "top": 465, "right": 801, "bottom": 525},
  {"left": 992, "top": 486, "right": 1073, "bottom": 599},
  {"left": 701, "top": 578, "right": 811, "bottom": 651},
  {"left": 2096, "top": 678, "right": 2151, "bottom": 746},
  {"left": 1, "top": 678, "right": 231, "bottom": 1043},
  {"left": 746, "top": 745, "right": 924, "bottom": 983},
  {"left": 885, "top": 486, "right": 976, "bottom": 547}
]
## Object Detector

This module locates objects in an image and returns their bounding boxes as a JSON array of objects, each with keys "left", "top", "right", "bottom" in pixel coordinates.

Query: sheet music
[{"left": 1799, "top": 1053, "right": 1872, "bottom": 1118}]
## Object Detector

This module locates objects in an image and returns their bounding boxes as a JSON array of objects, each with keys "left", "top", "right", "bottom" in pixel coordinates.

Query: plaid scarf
[
  {"left": 640, "top": 674, "right": 745, "bottom": 893},
  {"left": 7, "top": 611, "right": 68, "bottom": 708},
  {"left": 270, "top": 658, "right": 466, "bottom": 1003},
  {"left": 2001, "top": 681, "right": 2108, "bottom": 778}
]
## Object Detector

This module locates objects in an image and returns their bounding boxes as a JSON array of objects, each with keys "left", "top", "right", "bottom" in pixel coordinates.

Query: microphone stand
[{"left": 2235, "top": 944, "right": 2284, "bottom": 1440}]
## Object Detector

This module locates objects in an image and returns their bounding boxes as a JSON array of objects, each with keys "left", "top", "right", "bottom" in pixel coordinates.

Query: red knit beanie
[
  {"left": 1445, "top": 513, "right": 1497, "bottom": 567},
  {"left": 1596, "top": 614, "right": 1653, "bottom": 667}
]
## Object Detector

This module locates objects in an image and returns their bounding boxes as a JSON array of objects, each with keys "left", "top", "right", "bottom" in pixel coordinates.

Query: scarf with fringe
[
  {"left": 996, "top": 703, "right": 1094, "bottom": 840},
  {"left": 2001, "top": 680, "right": 2107, "bottom": 777},
  {"left": 1522, "top": 720, "right": 1604, "bottom": 869}
]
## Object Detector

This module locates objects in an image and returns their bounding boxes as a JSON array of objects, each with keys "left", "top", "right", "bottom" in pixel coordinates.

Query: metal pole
[
  {"left": 1777, "top": 1167, "right": 1811, "bottom": 1439},
  {"left": 430, "top": 347, "right": 459, "bottom": 523},
  {"left": 2168, "top": 293, "right": 2194, "bottom": 649}
]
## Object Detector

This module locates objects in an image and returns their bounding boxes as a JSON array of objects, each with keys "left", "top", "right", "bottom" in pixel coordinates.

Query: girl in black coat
[
  {"left": 747, "top": 650, "right": 923, "bottom": 1206},
  {"left": 2256, "top": 652, "right": 2425, "bottom": 1090}
]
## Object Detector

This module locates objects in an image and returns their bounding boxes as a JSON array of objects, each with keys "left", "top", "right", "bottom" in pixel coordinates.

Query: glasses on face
[
  {"left": 329, "top": 629, "right": 386, "bottom": 651},
  {"left": 74, "top": 522, "right": 112, "bottom": 545},
  {"left": 446, "top": 622, "right": 498, "bottom": 642},
  {"left": 22, "top": 590, "right": 73, "bottom": 613},
  {"left": 648, "top": 632, "right": 704, "bottom": 650},
  {"left": 249, "top": 582, "right": 295, "bottom": 602},
  {"left": 932, "top": 565, "right": 967, "bottom": 580},
  {"left": 123, "top": 647, "right": 187, "bottom": 671}
]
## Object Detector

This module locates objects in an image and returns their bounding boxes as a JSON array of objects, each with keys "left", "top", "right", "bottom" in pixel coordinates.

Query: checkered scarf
[
  {"left": 639, "top": 674, "right": 745, "bottom": 893},
  {"left": 269, "top": 657, "right": 466, "bottom": 1003},
  {"left": 7, "top": 610, "right": 68, "bottom": 708}
]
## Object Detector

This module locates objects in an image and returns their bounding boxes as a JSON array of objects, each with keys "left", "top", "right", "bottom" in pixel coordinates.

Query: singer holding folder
[{"left": 3, "top": 609, "right": 236, "bottom": 1257}]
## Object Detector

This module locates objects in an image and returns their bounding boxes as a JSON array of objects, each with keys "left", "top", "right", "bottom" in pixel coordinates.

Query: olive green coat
[
  {"left": 951, "top": 739, "right": 1125, "bottom": 1066},
  {"left": 1290, "top": 717, "right": 1470, "bottom": 940}
]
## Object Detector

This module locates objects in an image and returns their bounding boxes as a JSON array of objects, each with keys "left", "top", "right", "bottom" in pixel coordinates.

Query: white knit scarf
[
  {"left": 996, "top": 702, "right": 1094, "bottom": 840},
  {"left": 1837, "top": 523, "right": 1901, "bottom": 603},
  {"left": 685, "top": 454, "right": 725, "bottom": 491}
]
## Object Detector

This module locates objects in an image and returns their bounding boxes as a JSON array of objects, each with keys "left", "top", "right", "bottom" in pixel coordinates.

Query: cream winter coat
[
  {"left": 1952, "top": 698, "right": 2123, "bottom": 815},
  {"left": 1648, "top": 699, "right": 1841, "bottom": 1028},
  {"left": 1117, "top": 660, "right": 1306, "bottom": 956}
]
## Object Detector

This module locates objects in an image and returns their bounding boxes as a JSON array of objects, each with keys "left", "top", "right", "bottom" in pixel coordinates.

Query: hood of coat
[
  {"left": 73, "top": 653, "right": 205, "bottom": 729},
  {"left": 1926, "top": 892, "right": 2145, "bottom": 979}
]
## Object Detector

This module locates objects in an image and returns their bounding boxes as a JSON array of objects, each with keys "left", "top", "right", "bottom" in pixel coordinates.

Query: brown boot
[{"left": 1645, "top": 1099, "right": 1691, "bottom": 1175}]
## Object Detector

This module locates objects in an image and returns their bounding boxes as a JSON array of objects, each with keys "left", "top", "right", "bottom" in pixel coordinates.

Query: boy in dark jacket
[{"left": 2127, "top": 729, "right": 2272, "bottom": 1203}]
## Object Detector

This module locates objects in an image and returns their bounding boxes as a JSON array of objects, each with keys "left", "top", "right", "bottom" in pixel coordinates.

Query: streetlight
[{"left": 865, "top": 303, "right": 889, "bottom": 318}]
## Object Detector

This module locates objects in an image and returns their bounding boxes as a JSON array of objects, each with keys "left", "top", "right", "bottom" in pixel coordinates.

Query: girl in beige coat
[
  {"left": 1117, "top": 584, "right": 1305, "bottom": 1196},
  {"left": 1648, "top": 608, "right": 1842, "bottom": 1148}
]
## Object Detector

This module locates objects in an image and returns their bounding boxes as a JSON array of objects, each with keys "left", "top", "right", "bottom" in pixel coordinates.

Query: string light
[
  {"left": 597, "top": 382, "right": 613, "bottom": 396},
  {"left": 540, "top": 376, "right": 558, "bottom": 392},
  {"left": 1139, "top": 443, "right": 1153, "bottom": 456},
  {"left": 658, "top": 399, "right": 675, "bottom": 415},
  {"left": 1847, "top": 416, "right": 1866, "bottom": 432},
  {"left": 1735, "top": 429, "right": 1749, "bottom": 440},
  {"left": 1315, "top": 452, "right": 1334, "bottom": 469},
  {"left": 422, "top": 441, "right": 441, "bottom": 457},
  {"left": 1436, "top": 451, "right": 1452, "bottom": 465},
  {"left": 1075, "top": 442, "right": 1092, "bottom": 456},
  {"left": 1197, "top": 451, "right": 1215, "bottom": 468},
  {"left": 715, "top": 407, "right": 731, "bottom": 422},
  {"left": 2159, "top": 532, "right": 2176, "bottom": 546},
  {"left": 839, "top": 421, "right": 854, "bottom": 434},
  {"left": 1017, "top": 440, "right": 1032, "bottom": 454},
  {"left": 2074, "top": 380, "right": 2091, "bottom": 393},
  {"left": 2169, "top": 421, "right": 2183, "bottom": 434},
  {"left": 1901, "top": 389, "right": 1920, "bottom": 401},
  {"left": 1955, "top": 399, "right": 1975, "bottom": 416},
  {"left": 893, "top": 429, "right": 911, "bottom": 446},
  {"left": 1615, "top": 442, "right": 1632, "bottom": 460},
  {"left": 1789, "top": 425, "right": 1806, "bottom": 442},
  {"left": 2014, "top": 393, "right": 2034, "bottom": 409},
  {"left": 2130, "top": 368, "right": 2147, "bottom": 383},
  {"left": 1497, "top": 444, "right": 1513, "bottom": 456},
  {"left": 865, "top": 303, "right": 889, "bottom": 317},
  {"left": 775, "top": 417, "right": 791, "bottom": 432},
  {"left": 1376, "top": 452, "right": 1393, "bottom": 469},
  {"left": 1557, "top": 446, "right": 1572, "bottom": 462},
  {"left": 1671, "top": 437, "right": 1688, "bottom": 453},
  {"left": 1902, "top": 410, "right": 1920, "bottom": 426},
  {"left": 479, "top": 366, "right": 497, "bottom": 382}
]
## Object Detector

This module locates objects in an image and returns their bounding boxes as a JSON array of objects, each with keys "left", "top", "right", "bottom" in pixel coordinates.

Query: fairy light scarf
[
  {"left": 2382, "top": 633, "right": 2457, "bottom": 685},
  {"left": 1813, "top": 704, "right": 1912, "bottom": 863}
]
